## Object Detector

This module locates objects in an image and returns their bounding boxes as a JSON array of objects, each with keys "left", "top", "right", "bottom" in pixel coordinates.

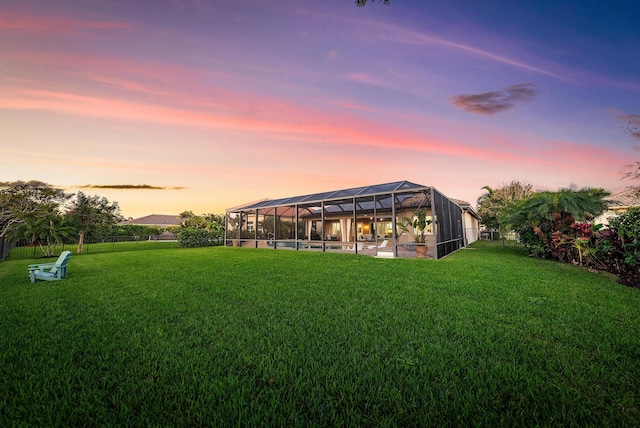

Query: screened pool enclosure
[{"left": 225, "top": 181, "right": 471, "bottom": 259}]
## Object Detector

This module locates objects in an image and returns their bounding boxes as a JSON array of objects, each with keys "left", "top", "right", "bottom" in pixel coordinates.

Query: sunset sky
[{"left": 2, "top": 0, "right": 639, "bottom": 218}]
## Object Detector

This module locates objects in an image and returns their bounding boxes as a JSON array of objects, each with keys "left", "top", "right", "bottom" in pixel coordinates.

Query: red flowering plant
[
  {"left": 550, "top": 230, "right": 574, "bottom": 262},
  {"left": 548, "top": 222, "right": 602, "bottom": 265},
  {"left": 571, "top": 222, "right": 591, "bottom": 265}
]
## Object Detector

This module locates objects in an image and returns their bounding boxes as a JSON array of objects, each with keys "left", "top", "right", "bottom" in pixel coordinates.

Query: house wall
[
  {"left": 594, "top": 208, "right": 627, "bottom": 227},
  {"left": 463, "top": 211, "right": 480, "bottom": 245}
]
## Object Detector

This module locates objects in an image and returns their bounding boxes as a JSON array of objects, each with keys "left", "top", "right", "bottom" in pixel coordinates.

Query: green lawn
[{"left": 1, "top": 242, "right": 639, "bottom": 426}]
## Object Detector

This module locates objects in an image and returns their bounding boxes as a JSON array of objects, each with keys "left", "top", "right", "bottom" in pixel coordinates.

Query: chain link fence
[{"left": 1, "top": 236, "right": 181, "bottom": 261}]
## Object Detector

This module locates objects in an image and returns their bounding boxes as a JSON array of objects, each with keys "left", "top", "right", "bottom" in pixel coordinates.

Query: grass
[{"left": 1, "top": 241, "right": 639, "bottom": 426}]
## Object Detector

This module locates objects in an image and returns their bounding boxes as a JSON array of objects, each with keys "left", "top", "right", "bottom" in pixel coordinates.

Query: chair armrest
[{"left": 28, "top": 263, "right": 55, "bottom": 271}]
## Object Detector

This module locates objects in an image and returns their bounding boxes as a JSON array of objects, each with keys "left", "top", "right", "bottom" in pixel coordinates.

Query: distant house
[
  {"left": 225, "top": 180, "right": 481, "bottom": 259},
  {"left": 596, "top": 187, "right": 640, "bottom": 226},
  {"left": 119, "top": 214, "right": 182, "bottom": 240},
  {"left": 120, "top": 214, "right": 182, "bottom": 227}
]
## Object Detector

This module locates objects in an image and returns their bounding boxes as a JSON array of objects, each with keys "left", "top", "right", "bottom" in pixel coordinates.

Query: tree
[
  {"left": 622, "top": 119, "right": 640, "bottom": 181},
  {"left": 606, "top": 207, "right": 640, "bottom": 279},
  {"left": 203, "top": 213, "right": 225, "bottom": 237},
  {"left": 179, "top": 211, "right": 206, "bottom": 229},
  {"left": 6, "top": 212, "right": 75, "bottom": 257},
  {"left": 177, "top": 211, "right": 225, "bottom": 247},
  {"left": 180, "top": 211, "right": 224, "bottom": 234},
  {"left": 503, "top": 185, "right": 609, "bottom": 258},
  {"left": 477, "top": 180, "right": 534, "bottom": 238},
  {"left": 66, "top": 192, "right": 123, "bottom": 253},
  {"left": 0, "top": 181, "right": 71, "bottom": 239},
  {"left": 355, "top": 0, "right": 389, "bottom": 6},
  {"left": 178, "top": 211, "right": 224, "bottom": 247}
]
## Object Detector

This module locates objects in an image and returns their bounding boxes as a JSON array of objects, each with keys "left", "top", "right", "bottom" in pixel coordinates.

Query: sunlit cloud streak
[
  {"left": 77, "top": 184, "right": 186, "bottom": 190},
  {"left": 384, "top": 25, "right": 560, "bottom": 78},
  {"left": 0, "top": 83, "right": 628, "bottom": 177},
  {"left": 0, "top": 10, "right": 129, "bottom": 34},
  {"left": 303, "top": 9, "right": 564, "bottom": 80},
  {"left": 307, "top": 10, "right": 640, "bottom": 93},
  {"left": 324, "top": 99, "right": 375, "bottom": 112},
  {"left": 451, "top": 83, "right": 539, "bottom": 115}
]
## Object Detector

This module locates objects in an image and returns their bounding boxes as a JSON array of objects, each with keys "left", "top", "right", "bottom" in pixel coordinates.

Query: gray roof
[
  {"left": 229, "top": 180, "right": 430, "bottom": 211},
  {"left": 120, "top": 214, "right": 182, "bottom": 226},
  {"left": 605, "top": 187, "right": 640, "bottom": 208},
  {"left": 451, "top": 198, "right": 481, "bottom": 220}
]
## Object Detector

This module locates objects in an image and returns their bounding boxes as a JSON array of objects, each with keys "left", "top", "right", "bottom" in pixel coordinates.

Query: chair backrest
[
  {"left": 379, "top": 240, "right": 389, "bottom": 248},
  {"left": 51, "top": 251, "right": 72, "bottom": 274}
]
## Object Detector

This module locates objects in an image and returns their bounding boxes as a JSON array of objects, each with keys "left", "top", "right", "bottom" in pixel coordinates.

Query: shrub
[
  {"left": 517, "top": 227, "right": 546, "bottom": 258},
  {"left": 608, "top": 207, "right": 640, "bottom": 274},
  {"left": 592, "top": 229, "right": 624, "bottom": 272},
  {"left": 177, "top": 227, "right": 221, "bottom": 248}
]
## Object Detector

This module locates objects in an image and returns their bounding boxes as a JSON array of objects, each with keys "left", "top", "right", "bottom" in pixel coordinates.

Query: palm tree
[
  {"left": 477, "top": 181, "right": 534, "bottom": 239},
  {"left": 6, "top": 213, "right": 75, "bottom": 257},
  {"left": 503, "top": 186, "right": 609, "bottom": 248}
]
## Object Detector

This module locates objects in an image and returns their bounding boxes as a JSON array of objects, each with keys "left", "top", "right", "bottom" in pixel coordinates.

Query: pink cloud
[
  {"left": 324, "top": 99, "right": 375, "bottom": 112},
  {"left": 348, "top": 72, "right": 385, "bottom": 86},
  {"left": 80, "top": 74, "right": 174, "bottom": 97},
  {"left": 1, "top": 84, "right": 629, "bottom": 179},
  {"left": 0, "top": 49, "right": 254, "bottom": 112},
  {"left": 0, "top": 39, "right": 629, "bottom": 188},
  {"left": 0, "top": 10, "right": 129, "bottom": 34}
]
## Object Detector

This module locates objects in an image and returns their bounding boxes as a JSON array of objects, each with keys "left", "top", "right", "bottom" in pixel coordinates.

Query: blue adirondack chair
[{"left": 28, "top": 251, "right": 72, "bottom": 283}]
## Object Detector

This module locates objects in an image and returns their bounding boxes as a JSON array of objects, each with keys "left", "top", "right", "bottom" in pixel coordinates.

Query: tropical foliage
[
  {"left": 594, "top": 208, "right": 640, "bottom": 278},
  {"left": 1, "top": 181, "right": 74, "bottom": 256},
  {"left": 502, "top": 185, "right": 640, "bottom": 286},
  {"left": 503, "top": 185, "right": 609, "bottom": 258},
  {"left": 477, "top": 180, "right": 533, "bottom": 237},
  {"left": 177, "top": 211, "right": 225, "bottom": 248},
  {"left": 176, "top": 227, "right": 221, "bottom": 248},
  {"left": 0, "top": 181, "right": 71, "bottom": 239},
  {"left": 1, "top": 180, "right": 199, "bottom": 258},
  {"left": 4, "top": 212, "right": 76, "bottom": 257}
]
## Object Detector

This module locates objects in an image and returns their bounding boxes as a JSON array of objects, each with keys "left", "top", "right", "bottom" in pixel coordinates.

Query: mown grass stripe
[{"left": 0, "top": 242, "right": 638, "bottom": 426}]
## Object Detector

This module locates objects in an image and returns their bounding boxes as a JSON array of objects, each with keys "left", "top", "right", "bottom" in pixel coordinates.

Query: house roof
[
  {"left": 451, "top": 198, "right": 481, "bottom": 220},
  {"left": 228, "top": 180, "right": 430, "bottom": 212},
  {"left": 605, "top": 187, "right": 640, "bottom": 209},
  {"left": 120, "top": 214, "right": 182, "bottom": 226},
  {"left": 228, "top": 180, "right": 481, "bottom": 221}
]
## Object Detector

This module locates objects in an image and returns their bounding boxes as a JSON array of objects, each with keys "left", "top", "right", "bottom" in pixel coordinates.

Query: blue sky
[{"left": 1, "top": 0, "right": 638, "bottom": 217}]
